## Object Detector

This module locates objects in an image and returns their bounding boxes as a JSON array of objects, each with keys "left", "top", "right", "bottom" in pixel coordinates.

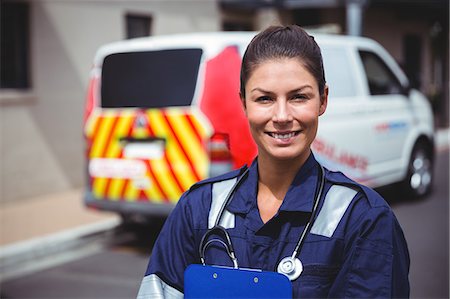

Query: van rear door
[{"left": 84, "top": 48, "right": 211, "bottom": 205}]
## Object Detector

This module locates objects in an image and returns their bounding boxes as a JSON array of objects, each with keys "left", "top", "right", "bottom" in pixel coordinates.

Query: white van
[{"left": 84, "top": 32, "right": 434, "bottom": 220}]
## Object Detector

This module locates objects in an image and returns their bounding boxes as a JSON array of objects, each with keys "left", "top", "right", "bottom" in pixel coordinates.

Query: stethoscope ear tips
[{"left": 277, "top": 257, "right": 303, "bottom": 281}]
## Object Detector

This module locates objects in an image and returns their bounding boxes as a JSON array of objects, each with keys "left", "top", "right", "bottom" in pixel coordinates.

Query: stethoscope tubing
[
  {"left": 200, "top": 163, "right": 325, "bottom": 280},
  {"left": 214, "top": 167, "right": 250, "bottom": 227},
  {"left": 291, "top": 164, "right": 325, "bottom": 258}
]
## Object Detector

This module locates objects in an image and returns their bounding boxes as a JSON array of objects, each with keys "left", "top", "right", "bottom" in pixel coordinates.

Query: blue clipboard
[{"left": 184, "top": 264, "right": 292, "bottom": 298}]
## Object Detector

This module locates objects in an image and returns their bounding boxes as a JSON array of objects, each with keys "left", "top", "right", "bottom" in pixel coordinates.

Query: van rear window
[{"left": 101, "top": 49, "right": 203, "bottom": 108}]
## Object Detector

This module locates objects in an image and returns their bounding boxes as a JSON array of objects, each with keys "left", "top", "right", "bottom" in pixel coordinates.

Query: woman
[{"left": 137, "top": 25, "right": 410, "bottom": 298}]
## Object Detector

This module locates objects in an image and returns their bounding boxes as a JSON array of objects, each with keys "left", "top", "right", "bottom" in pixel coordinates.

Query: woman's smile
[{"left": 266, "top": 130, "right": 300, "bottom": 139}]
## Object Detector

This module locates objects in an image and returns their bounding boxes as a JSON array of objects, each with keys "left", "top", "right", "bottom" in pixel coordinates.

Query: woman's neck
[{"left": 257, "top": 151, "right": 311, "bottom": 198}]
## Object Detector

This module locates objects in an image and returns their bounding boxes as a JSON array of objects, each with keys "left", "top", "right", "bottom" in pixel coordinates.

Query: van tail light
[
  {"left": 208, "top": 132, "right": 233, "bottom": 177},
  {"left": 84, "top": 73, "right": 99, "bottom": 125}
]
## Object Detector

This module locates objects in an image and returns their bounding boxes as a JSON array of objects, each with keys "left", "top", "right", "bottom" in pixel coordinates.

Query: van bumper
[{"left": 84, "top": 191, "right": 175, "bottom": 217}]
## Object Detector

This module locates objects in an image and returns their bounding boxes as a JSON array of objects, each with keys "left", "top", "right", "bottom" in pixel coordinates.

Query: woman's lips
[{"left": 266, "top": 131, "right": 301, "bottom": 140}]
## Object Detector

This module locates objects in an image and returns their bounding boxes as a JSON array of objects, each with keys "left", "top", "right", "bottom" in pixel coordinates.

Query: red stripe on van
[
  {"left": 162, "top": 112, "right": 202, "bottom": 182},
  {"left": 119, "top": 179, "right": 130, "bottom": 200},
  {"left": 185, "top": 114, "right": 203, "bottom": 145},
  {"left": 144, "top": 160, "right": 170, "bottom": 202},
  {"left": 87, "top": 116, "right": 102, "bottom": 191},
  {"left": 199, "top": 46, "right": 257, "bottom": 168},
  {"left": 144, "top": 111, "right": 185, "bottom": 197},
  {"left": 101, "top": 111, "right": 121, "bottom": 158},
  {"left": 163, "top": 153, "right": 185, "bottom": 196},
  {"left": 100, "top": 113, "right": 122, "bottom": 198},
  {"left": 115, "top": 117, "right": 134, "bottom": 200}
]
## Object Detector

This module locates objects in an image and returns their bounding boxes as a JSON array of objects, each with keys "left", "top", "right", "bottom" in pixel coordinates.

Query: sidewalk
[{"left": 0, "top": 189, "right": 120, "bottom": 256}]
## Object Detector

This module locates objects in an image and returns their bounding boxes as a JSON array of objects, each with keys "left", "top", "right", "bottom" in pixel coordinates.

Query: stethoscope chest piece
[{"left": 277, "top": 256, "right": 303, "bottom": 281}]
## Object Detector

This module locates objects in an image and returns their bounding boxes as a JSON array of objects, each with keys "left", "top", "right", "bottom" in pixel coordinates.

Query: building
[
  {"left": 221, "top": 0, "right": 449, "bottom": 127},
  {"left": 1, "top": 0, "right": 448, "bottom": 202}
]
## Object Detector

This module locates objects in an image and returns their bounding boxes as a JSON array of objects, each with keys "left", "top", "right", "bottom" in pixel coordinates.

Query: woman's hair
[{"left": 240, "top": 25, "right": 326, "bottom": 99}]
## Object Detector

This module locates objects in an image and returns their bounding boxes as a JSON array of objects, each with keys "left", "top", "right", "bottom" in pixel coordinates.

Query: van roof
[{"left": 94, "top": 31, "right": 381, "bottom": 66}]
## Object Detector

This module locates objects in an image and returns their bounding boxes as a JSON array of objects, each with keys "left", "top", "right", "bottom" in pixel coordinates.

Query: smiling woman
[{"left": 137, "top": 25, "right": 410, "bottom": 299}]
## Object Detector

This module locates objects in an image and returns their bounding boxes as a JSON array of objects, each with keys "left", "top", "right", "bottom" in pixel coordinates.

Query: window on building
[
  {"left": 359, "top": 51, "right": 403, "bottom": 96},
  {"left": 126, "top": 14, "right": 152, "bottom": 39},
  {"left": 221, "top": 7, "right": 254, "bottom": 32},
  {"left": 1, "top": 2, "right": 30, "bottom": 89},
  {"left": 403, "top": 34, "right": 422, "bottom": 90},
  {"left": 222, "top": 21, "right": 253, "bottom": 31},
  {"left": 292, "top": 8, "right": 321, "bottom": 27}
]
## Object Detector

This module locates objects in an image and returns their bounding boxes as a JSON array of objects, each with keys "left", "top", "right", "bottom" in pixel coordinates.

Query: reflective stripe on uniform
[
  {"left": 209, "top": 178, "right": 237, "bottom": 229},
  {"left": 310, "top": 185, "right": 358, "bottom": 238},
  {"left": 136, "top": 274, "right": 183, "bottom": 299},
  {"left": 210, "top": 178, "right": 358, "bottom": 237}
]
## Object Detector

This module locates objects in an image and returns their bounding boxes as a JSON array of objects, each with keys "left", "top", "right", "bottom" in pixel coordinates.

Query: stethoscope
[{"left": 199, "top": 164, "right": 325, "bottom": 281}]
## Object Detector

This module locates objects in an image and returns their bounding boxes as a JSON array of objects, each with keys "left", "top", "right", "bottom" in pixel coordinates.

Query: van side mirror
[{"left": 401, "top": 82, "right": 411, "bottom": 96}]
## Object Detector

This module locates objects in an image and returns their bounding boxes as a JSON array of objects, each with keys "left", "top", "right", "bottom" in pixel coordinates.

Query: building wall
[
  {"left": 363, "top": 8, "right": 432, "bottom": 95},
  {"left": 0, "top": 0, "right": 220, "bottom": 203}
]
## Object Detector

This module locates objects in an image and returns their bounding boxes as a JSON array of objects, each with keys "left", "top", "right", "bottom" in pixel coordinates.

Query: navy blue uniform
[{"left": 137, "top": 155, "right": 410, "bottom": 298}]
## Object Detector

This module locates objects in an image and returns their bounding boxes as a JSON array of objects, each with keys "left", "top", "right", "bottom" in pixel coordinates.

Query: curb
[{"left": 0, "top": 218, "right": 121, "bottom": 282}]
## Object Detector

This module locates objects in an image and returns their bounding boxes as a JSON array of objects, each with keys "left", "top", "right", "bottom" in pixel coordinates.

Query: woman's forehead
[{"left": 247, "top": 58, "right": 317, "bottom": 87}]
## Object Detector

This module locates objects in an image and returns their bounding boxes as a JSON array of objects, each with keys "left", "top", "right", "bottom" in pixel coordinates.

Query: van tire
[{"left": 402, "top": 141, "right": 433, "bottom": 198}]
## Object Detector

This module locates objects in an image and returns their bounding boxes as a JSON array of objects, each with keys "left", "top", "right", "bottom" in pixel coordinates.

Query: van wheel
[{"left": 403, "top": 142, "right": 433, "bottom": 198}]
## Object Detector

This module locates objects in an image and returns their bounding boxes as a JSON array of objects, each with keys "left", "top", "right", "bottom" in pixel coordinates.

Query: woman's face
[{"left": 243, "top": 58, "right": 328, "bottom": 164}]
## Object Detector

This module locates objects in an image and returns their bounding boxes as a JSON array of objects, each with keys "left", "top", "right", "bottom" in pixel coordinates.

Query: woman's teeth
[{"left": 270, "top": 132, "right": 297, "bottom": 139}]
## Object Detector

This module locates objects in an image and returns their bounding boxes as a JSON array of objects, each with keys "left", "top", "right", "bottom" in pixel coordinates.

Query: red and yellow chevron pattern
[{"left": 84, "top": 107, "right": 210, "bottom": 203}]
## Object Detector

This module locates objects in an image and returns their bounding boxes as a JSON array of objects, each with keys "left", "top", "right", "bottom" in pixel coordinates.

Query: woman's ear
[{"left": 319, "top": 85, "right": 328, "bottom": 116}]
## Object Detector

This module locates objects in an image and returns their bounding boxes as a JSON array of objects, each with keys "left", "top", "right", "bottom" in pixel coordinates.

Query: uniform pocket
[{"left": 293, "top": 264, "right": 340, "bottom": 298}]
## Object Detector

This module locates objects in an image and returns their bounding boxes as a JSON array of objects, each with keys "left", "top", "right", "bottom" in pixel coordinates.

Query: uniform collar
[{"left": 227, "top": 154, "right": 320, "bottom": 214}]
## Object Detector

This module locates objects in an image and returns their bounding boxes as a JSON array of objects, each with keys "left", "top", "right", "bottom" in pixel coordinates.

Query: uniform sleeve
[
  {"left": 330, "top": 204, "right": 410, "bottom": 298},
  {"left": 136, "top": 192, "right": 199, "bottom": 299}
]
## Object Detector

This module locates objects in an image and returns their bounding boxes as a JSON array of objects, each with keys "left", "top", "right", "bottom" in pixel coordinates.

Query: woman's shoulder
[
  {"left": 323, "top": 167, "right": 389, "bottom": 210},
  {"left": 179, "top": 166, "right": 247, "bottom": 205},
  {"left": 187, "top": 166, "right": 247, "bottom": 193},
  {"left": 173, "top": 166, "right": 248, "bottom": 228},
  {"left": 323, "top": 168, "right": 404, "bottom": 244}
]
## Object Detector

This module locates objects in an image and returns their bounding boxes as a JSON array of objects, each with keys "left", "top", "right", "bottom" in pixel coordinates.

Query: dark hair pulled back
[{"left": 240, "top": 25, "right": 326, "bottom": 99}]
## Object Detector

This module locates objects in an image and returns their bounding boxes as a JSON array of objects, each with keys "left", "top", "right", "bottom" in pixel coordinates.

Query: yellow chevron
[
  {"left": 106, "top": 113, "right": 134, "bottom": 158},
  {"left": 108, "top": 178, "right": 125, "bottom": 200},
  {"left": 133, "top": 127, "right": 149, "bottom": 139},
  {"left": 92, "top": 177, "right": 108, "bottom": 198},
  {"left": 85, "top": 109, "right": 100, "bottom": 137},
  {"left": 124, "top": 180, "right": 139, "bottom": 201},
  {"left": 90, "top": 111, "right": 116, "bottom": 157},
  {"left": 167, "top": 112, "right": 208, "bottom": 179},
  {"left": 145, "top": 180, "right": 164, "bottom": 202},
  {"left": 136, "top": 163, "right": 164, "bottom": 203},
  {"left": 189, "top": 110, "right": 211, "bottom": 138},
  {"left": 150, "top": 158, "right": 182, "bottom": 201},
  {"left": 147, "top": 110, "right": 197, "bottom": 189}
]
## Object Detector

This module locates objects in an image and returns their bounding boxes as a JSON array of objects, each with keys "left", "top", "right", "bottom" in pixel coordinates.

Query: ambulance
[{"left": 83, "top": 31, "right": 435, "bottom": 222}]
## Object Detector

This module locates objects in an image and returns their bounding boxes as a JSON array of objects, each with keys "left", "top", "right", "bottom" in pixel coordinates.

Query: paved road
[
  {"left": 1, "top": 151, "right": 448, "bottom": 298},
  {"left": 386, "top": 149, "right": 449, "bottom": 298}
]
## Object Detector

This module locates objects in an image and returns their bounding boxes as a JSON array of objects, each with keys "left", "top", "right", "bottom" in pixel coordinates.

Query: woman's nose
[{"left": 272, "top": 100, "right": 293, "bottom": 123}]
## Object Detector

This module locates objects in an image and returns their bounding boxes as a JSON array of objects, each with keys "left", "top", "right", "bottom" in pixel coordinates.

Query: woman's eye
[
  {"left": 256, "top": 96, "right": 272, "bottom": 103},
  {"left": 292, "top": 94, "right": 308, "bottom": 101}
]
